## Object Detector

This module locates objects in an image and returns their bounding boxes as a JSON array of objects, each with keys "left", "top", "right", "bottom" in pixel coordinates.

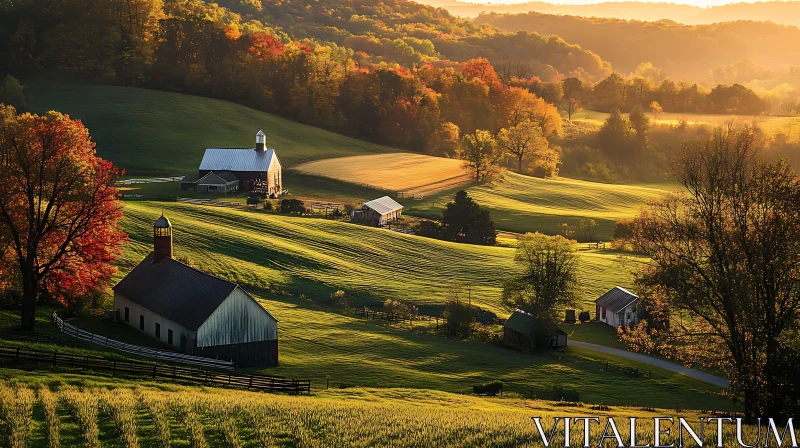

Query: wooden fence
[
  {"left": 603, "top": 360, "right": 651, "bottom": 378},
  {"left": 121, "top": 194, "right": 178, "bottom": 201},
  {"left": 53, "top": 312, "right": 235, "bottom": 370},
  {"left": 0, "top": 344, "right": 310, "bottom": 394},
  {"left": 354, "top": 307, "right": 438, "bottom": 326}
]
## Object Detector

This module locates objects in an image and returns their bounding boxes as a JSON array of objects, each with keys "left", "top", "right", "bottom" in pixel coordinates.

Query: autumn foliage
[{"left": 0, "top": 106, "right": 127, "bottom": 329}]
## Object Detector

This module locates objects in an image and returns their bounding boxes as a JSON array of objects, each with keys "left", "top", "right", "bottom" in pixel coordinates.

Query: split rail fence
[
  {"left": 53, "top": 312, "right": 235, "bottom": 370},
  {"left": 0, "top": 344, "right": 311, "bottom": 394}
]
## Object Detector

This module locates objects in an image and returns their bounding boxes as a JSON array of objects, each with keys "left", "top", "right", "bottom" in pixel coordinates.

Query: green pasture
[
  {"left": 26, "top": 82, "right": 397, "bottom": 175},
  {"left": 119, "top": 201, "right": 648, "bottom": 314},
  {"left": 407, "top": 173, "right": 670, "bottom": 240}
]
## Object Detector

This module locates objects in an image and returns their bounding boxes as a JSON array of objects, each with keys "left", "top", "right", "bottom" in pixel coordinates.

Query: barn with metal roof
[
  {"left": 113, "top": 214, "right": 279, "bottom": 367},
  {"left": 353, "top": 196, "right": 404, "bottom": 226},
  {"left": 181, "top": 130, "right": 283, "bottom": 196},
  {"left": 595, "top": 286, "right": 639, "bottom": 327}
]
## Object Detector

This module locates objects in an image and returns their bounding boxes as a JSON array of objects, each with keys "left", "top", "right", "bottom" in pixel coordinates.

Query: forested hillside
[
  {"left": 0, "top": 0, "right": 607, "bottom": 155},
  {"left": 421, "top": 0, "right": 800, "bottom": 27},
  {"left": 474, "top": 12, "right": 800, "bottom": 80}
]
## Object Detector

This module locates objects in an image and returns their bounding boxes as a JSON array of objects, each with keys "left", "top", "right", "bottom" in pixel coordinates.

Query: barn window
[
  {"left": 124, "top": 307, "right": 129, "bottom": 322},
  {"left": 155, "top": 323, "right": 161, "bottom": 338},
  {"left": 168, "top": 329, "right": 173, "bottom": 345},
  {"left": 139, "top": 315, "right": 144, "bottom": 330}
]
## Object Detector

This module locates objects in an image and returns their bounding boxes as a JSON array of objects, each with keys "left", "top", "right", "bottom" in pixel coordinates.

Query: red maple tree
[{"left": 0, "top": 106, "right": 127, "bottom": 330}]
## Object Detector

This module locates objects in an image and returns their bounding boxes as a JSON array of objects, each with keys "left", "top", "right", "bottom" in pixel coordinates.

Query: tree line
[{"left": 0, "top": 0, "right": 568, "bottom": 171}]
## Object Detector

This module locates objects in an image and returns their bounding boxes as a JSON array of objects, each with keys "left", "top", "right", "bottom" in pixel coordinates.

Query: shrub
[
  {"left": 383, "top": 299, "right": 418, "bottom": 319},
  {"left": 280, "top": 198, "right": 305, "bottom": 214},
  {"left": 548, "top": 385, "right": 581, "bottom": 402},
  {"left": 414, "top": 220, "right": 442, "bottom": 238},
  {"left": 472, "top": 381, "right": 503, "bottom": 396},
  {"left": 328, "top": 290, "right": 350, "bottom": 308},
  {"left": 263, "top": 200, "right": 274, "bottom": 211},
  {"left": 246, "top": 195, "right": 261, "bottom": 205},
  {"left": 578, "top": 311, "right": 591, "bottom": 323}
]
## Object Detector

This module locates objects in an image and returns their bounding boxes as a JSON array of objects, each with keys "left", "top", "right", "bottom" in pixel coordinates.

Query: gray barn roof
[
  {"left": 113, "top": 253, "right": 238, "bottom": 330},
  {"left": 363, "top": 196, "right": 403, "bottom": 215},
  {"left": 595, "top": 286, "right": 638, "bottom": 313},
  {"left": 180, "top": 173, "right": 200, "bottom": 184},
  {"left": 197, "top": 171, "right": 239, "bottom": 185},
  {"left": 199, "top": 148, "right": 276, "bottom": 172}
]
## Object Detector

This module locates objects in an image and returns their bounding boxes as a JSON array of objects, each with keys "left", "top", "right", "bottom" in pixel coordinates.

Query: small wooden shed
[
  {"left": 503, "top": 309, "right": 568, "bottom": 349},
  {"left": 353, "top": 196, "right": 403, "bottom": 227},
  {"left": 595, "top": 286, "right": 639, "bottom": 328}
]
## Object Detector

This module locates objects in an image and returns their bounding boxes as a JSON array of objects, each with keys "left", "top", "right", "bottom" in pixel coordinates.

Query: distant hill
[
  {"left": 473, "top": 12, "right": 800, "bottom": 78},
  {"left": 417, "top": 0, "right": 800, "bottom": 26}
]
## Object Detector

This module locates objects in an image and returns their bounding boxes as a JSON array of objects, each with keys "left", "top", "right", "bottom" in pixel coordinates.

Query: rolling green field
[
  {"left": 28, "top": 83, "right": 672, "bottom": 237},
  {"left": 99, "top": 201, "right": 731, "bottom": 409},
  {"left": 120, "top": 201, "right": 647, "bottom": 314},
  {"left": 408, "top": 173, "right": 670, "bottom": 239},
  {"left": 26, "top": 82, "right": 397, "bottom": 175}
]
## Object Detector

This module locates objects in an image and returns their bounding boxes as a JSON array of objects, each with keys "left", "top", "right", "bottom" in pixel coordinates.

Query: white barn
[
  {"left": 112, "top": 215, "right": 279, "bottom": 367},
  {"left": 352, "top": 196, "right": 403, "bottom": 227},
  {"left": 595, "top": 286, "right": 639, "bottom": 328}
]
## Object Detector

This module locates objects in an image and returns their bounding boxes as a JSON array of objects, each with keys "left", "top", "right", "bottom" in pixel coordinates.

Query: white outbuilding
[{"left": 595, "top": 286, "right": 639, "bottom": 328}]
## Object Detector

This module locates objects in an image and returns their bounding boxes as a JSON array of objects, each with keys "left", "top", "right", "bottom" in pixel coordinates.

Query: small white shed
[{"left": 595, "top": 286, "right": 639, "bottom": 328}]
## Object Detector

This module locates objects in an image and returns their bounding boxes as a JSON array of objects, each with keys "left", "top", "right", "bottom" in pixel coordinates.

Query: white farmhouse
[
  {"left": 594, "top": 286, "right": 639, "bottom": 328},
  {"left": 112, "top": 214, "right": 278, "bottom": 367}
]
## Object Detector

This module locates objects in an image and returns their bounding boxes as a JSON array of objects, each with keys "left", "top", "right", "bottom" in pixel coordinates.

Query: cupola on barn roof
[{"left": 154, "top": 214, "right": 171, "bottom": 228}]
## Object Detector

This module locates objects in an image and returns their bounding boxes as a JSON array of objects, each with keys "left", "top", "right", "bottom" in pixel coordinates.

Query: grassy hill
[
  {"left": 26, "top": 82, "right": 398, "bottom": 176},
  {"left": 120, "top": 201, "right": 648, "bottom": 314},
  {"left": 407, "top": 173, "right": 669, "bottom": 240},
  {"left": 100, "top": 201, "right": 730, "bottom": 409}
]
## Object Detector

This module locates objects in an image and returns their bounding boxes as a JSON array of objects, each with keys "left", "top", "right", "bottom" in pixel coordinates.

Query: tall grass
[
  {"left": 0, "top": 385, "right": 761, "bottom": 447},
  {"left": 171, "top": 395, "right": 208, "bottom": 448},
  {"left": 98, "top": 389, "right": 140, "bottom": 448},
  {"left": 138, "top": 390, "right": 171, "bottom": 448},
  {"left": 0, "top": 384, "right": 35, "bottom": 448},
  {"left": 61, "top": 388, "right": 100, "bottom": 448},
  {"left": 38, "top": 387, "right": 60, "bottom": 448}
]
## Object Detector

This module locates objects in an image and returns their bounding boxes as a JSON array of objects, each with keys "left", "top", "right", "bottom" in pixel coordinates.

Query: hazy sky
[{"left": 482, "top": 0, "right": 788, "bottom": 7}]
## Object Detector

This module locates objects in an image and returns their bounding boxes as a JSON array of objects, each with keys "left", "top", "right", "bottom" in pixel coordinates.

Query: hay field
[{"left": 296, "top": 153, "right": 472, "bottom": 196}]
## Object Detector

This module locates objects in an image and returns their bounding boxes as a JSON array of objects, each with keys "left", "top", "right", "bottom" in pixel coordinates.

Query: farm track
[{"left": 570, "top": 341, "right": 730, "bottom": 388}]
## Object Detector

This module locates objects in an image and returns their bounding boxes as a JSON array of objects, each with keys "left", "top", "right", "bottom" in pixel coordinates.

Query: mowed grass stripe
[
  {"left": 121, "top": 202, "right": 649, "bottom": 314},
  {"left": 408, "top": 172, "right": 670, "bottom": 239}
]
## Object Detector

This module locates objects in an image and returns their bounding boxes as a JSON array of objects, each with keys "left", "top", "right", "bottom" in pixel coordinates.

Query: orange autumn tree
[{"left": 0, "top": 106, "right": 127, "bottom": 330}]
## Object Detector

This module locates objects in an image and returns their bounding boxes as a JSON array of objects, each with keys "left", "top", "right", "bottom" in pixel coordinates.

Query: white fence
[
  {"left": 116, "top": 176, "right": 184, "bottom": 186},
  {"left": 52, "top": 312, "right": 234, "bottom": 370}
]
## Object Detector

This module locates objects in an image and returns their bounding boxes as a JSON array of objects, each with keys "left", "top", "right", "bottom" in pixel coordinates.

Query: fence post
[
  {"left": 153, "top": 365, "right": 157, "bottom": 378},
  {"left": 53, "top": 351, "right": 57, "bottom": 366},
  {"left": 249, "top": 374, "right": 253, "bottom": 388},
  {"left": 112, "top": 360, "right": 116, "bottom": 377}
]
